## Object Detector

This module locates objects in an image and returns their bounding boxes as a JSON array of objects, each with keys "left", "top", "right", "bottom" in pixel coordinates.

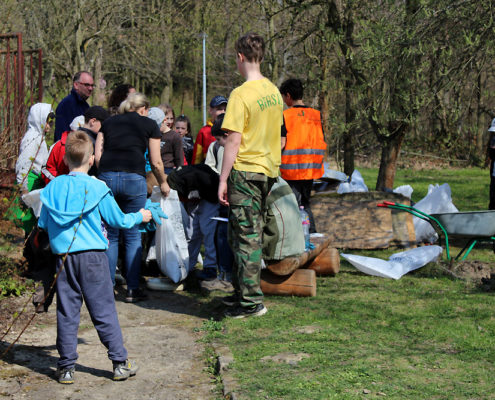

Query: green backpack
[{"left": 263, "top": 178, "right": 305, "bottom": 260}]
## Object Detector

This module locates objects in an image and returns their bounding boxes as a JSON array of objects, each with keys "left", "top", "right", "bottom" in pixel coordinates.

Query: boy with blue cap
[{"left": 191, "top": 95, "right": 227, "bottom": 165}]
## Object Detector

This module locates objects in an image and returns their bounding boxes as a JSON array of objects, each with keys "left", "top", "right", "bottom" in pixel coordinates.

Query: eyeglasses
[{"left": 77, "top": 82, "right": 95, "bottom": 88}]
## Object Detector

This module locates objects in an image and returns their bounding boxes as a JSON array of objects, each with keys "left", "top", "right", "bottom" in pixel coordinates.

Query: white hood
[{"left": 15, "top": 103, "right": 53, "bottom": 189}]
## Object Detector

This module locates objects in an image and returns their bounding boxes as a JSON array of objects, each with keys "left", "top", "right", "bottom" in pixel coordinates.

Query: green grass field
[{"left": 199, "top": 166, "right": 495, "bottom": 400}]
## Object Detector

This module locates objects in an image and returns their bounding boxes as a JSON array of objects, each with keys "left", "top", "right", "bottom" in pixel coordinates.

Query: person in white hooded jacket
[{"left": 15, "top": 103, "right": 54, "bottom": 191}]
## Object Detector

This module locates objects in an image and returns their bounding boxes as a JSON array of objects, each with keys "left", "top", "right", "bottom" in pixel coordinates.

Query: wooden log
[
  {"left": 311, "top": 191, "right": 416, "bottom": 249},
  {"left": 306, "top": 247, "right": 340, "bottom": 276},
  {"left": 266, "top": 235, "right": 331, "bottom": 276},
  {"left": 261, "top": 269, "right": 316, "bottom": 297}
]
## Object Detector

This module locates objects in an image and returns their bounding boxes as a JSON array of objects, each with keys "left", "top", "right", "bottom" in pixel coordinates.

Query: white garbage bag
[
  {"left": 151, "top": 188, "right": 190, "bottom": 283},
  {"left": 337, "top": 169, "right": 368, "bottom": 194},
  {"left": 146, "top": 235, "right": 156, "bottom": 263},
  {"left": 321, "top": 163, "right": 348, "bottom": 182},
  {"left": 413, "top": 183, "right": 458, "bottom": 243},
  {"left": 393, "top": 185, "right": 413, "bottom": 199},
  {"left": 21, "top": 189, "right": 43, "bottom": 218},
  {"left": 341, "top": 245, "right": 442, "bottom": 280}
]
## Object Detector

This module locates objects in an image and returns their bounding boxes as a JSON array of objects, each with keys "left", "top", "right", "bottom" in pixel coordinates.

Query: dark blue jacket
[{"left": 54, "top": 89, "right": 89, "bottom": 142}]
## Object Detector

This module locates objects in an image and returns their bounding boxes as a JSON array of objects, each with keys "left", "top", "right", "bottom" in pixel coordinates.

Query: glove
[
  {"left": 146, "top": 199, "right": 168, "bottom": 226},
  {"left": 139, "top": 199, "right": 168, "bottom": 232},
  {"left": 305, "top": 242, "right": 315, "bottom": 251}
]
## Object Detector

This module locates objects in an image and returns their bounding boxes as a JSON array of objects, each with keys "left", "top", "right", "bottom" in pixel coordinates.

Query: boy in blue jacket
[{"left": 39, "top": 131, "right": 152, "bottom": 384}]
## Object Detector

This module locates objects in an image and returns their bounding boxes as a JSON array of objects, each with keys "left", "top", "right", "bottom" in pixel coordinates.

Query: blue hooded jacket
[{"left": 39, "top": 172, "right": 143, "bottom": 254}]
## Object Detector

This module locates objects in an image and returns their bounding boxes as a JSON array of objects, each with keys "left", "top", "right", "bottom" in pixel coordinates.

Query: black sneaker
[
  {"left": 56, "top": 367, "right": 75, "bottom": 384},
  {"left": 125, "top": 288, "right": 147, "bottom": 303},
  {"left": 113, "top": 359, "right": 138, "bottom": 381},
  {"left": 115, "top": 270, "right": 126, "bottom": 286},
  {"left": 221, "top": 294, "right": 239, "bottom": 306},
  {"left": 224, "top": 303, "right": 267, "bottom": 319}
]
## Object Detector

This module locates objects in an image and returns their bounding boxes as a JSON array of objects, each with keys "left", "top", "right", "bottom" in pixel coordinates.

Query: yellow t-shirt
[{"left": 222, "top": 78, "right": 283, "bottom": 178}]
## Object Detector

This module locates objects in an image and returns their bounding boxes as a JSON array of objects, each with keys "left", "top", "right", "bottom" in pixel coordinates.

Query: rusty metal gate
[{"left": 0, "top": 32, "right": 43, "bottom": 171}]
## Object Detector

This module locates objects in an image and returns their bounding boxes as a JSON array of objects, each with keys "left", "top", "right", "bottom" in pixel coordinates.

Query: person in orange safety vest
[{"left": 279, "top": 78, "right": 326, "bottom": 233}]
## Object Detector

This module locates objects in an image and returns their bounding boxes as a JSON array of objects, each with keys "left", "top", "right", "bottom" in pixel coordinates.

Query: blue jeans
[
  {"left": 98, "top": 172, "right": 146, "bottom": 290},
  {"left": 187, "top": 200, "right": 219, "bottom": 272}
]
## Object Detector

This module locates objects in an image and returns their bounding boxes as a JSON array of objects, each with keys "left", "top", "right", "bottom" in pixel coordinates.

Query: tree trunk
[
  {"left": 375, "top": 126, "right": 406, "bottom": 190},
  {"left": 343, "top": 129, "right": 355, "bottom": 176},
  {"left": 92, "top": 42, "right": 105, "bottom": 106},
  {"left": 343, "top": 70, "right": 355, "bottom": 175},
  {"left": 375, "top": 0, "right": 419, "bottom": 190},
  {"left": 160, "top": 0, "right": 173, "bottom": 104}
]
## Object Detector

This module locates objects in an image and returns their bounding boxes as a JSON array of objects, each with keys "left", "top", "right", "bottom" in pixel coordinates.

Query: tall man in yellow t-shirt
[{"left": 218, "top": 32, "right": 283, "bottom": 318}]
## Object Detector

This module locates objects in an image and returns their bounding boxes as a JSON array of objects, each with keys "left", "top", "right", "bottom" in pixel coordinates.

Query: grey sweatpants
[{"left": 56, "top": 251, "right": 127, "bottom": 369}]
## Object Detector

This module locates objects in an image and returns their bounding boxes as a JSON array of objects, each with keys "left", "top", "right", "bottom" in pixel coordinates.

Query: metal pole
[
  {"left": 16, "top": 33, "right": 25, "bottom": 149},
  {"left": 202, "top": 32, "right": 207, "bottom": 126}
]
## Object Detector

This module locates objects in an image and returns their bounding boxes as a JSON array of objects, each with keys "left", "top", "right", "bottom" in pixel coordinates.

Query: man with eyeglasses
[{"left": 54, "top": 71, "right": 94, "bottom": 141}]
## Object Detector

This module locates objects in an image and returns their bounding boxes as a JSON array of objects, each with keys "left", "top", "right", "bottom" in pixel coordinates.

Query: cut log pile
[
  {"left": 261, "top": 191, "right": 415, "bottom": 297},
  {"left": 262, "top": 234, "right": 340, "bottom": 297}
]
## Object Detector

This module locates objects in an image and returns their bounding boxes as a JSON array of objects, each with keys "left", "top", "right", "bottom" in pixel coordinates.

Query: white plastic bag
[
  {"left": 413, "top": 183, "right": 458, "bottom": 243},
  {"left": 146, "top": 235, "right": 156, "bottom": 263},
  {"left": 393, "top": 185, "right": 413, "bottom": 199},
  {"left": 321, "top": 163, "right": 347, "bottom": 182},
  {"left": 337, "top": 169, "right": 368, "bottom": 194},
  {"left": 341, "top": 245, "right": 442, "bottom": 280},
  {"left": 151, "top": 188, "right": 190, "bottom": 283},
  {"left": 21, "top": 189, "right": 43, "bottom": 218}
]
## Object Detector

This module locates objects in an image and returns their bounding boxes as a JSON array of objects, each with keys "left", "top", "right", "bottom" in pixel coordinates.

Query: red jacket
[
  {"left": 191, "top": 122, "right": 215, "bottom": 164},
  {"left": 41, "top": 131, "right": 70, "bottom": 185}
]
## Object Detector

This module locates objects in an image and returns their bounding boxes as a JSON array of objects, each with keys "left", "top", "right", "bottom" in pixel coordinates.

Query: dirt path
[{"left": 0, "top": 289, "right": 218, "bottom": 399}]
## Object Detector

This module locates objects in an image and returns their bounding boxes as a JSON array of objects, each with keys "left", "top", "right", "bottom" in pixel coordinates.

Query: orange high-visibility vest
[{"left": 280, "top": 107, "right": 326, "bottom": 180}]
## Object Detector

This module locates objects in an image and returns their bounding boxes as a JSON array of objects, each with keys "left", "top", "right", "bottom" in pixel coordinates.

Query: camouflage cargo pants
[{"left": 227, "top": 170, "right": 276, "bottom": 307}]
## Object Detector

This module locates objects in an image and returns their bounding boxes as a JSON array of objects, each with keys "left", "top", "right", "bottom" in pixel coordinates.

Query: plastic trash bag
[
  {"left": 146, "top": 236, "right": 156, "bottom": 263},
  {"left": 21, "top": 189, "right": 43, "bottom": 218},
  {"left": 393, "top": 185, "right": 413, "bottom": 199},
  {"left": 413, "top": 183, "right": 458, "bottom": 243},
  {"left": 314, "top": 164, "right": 348, "bottom": 192},
  {"left": 151, "top": 188, "right": 190, "bottom": 283},
  {"left": 321, "top": 163, "right": 348, "bottom": 182},
  {"left": 341, "top": 245, "right": 442, "bottom": 280},
  {"left": 337, "top": 169, "right": 368, "bottom": 194}
]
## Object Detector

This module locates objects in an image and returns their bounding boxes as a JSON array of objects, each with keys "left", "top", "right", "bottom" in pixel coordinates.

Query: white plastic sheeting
[{"left": 341, "top": 245, "right": 442, "bottom": 280}]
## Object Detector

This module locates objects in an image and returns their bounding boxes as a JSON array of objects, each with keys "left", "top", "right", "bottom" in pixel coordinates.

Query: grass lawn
[{"left": 199, "top": 166, "right": 495, "bottom": 400}]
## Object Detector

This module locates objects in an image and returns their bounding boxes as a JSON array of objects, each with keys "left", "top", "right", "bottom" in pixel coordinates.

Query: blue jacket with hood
[{"left": 39, "top": 172, "right": 143, "bottom": 254}]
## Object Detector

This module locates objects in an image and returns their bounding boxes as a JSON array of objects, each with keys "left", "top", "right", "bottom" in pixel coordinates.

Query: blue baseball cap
[{"left": 209, "top": 95, "right": 228, "bottom": 108}]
